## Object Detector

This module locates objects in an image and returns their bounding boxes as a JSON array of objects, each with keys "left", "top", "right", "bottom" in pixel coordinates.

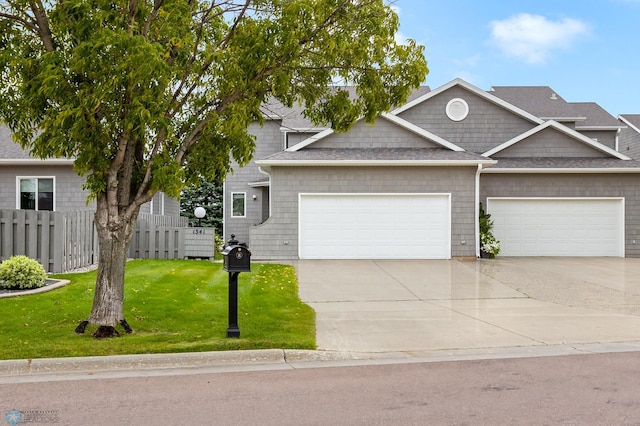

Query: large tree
[{"left": 0, "top": 0, "right": 427, "bottom": 337}]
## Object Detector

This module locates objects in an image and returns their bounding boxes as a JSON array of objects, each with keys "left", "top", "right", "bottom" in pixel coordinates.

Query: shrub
[
  {"left": 214, "top": 234, "right": 225, "bottom": 255},
  {"left": 479, "top": 203, "right": 501, "bottom": 257},
  {"left": 0, "top": 256, "right": 47, "bottom": 290}
]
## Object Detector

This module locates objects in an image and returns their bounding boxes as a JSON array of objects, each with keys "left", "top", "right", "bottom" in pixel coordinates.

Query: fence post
[
  {"left": 52, "top": 212, "right": 65, "bottom": 273},
  {"left": 0, "top": 210, "right": 13, "bottom": 262},
  {"left": 39, "top": 210, "right": 51, "bottom": 273}
]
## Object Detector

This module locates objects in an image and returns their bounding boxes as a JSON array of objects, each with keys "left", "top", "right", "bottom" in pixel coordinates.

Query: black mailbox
[
  {"left": 222, "top": 235, "right": 251, "bottom": 272},
  {"left": 221, "top": 234, "right": 250, "bottom": 338}
]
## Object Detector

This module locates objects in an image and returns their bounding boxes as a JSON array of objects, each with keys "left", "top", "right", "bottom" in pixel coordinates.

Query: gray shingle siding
[
  {"left": 618, "top": 126, "right": 640, "bottom": 160},
  {"left": 493, "top": 128, "right": 609, "bottom": 158},
  {"left": 311, "top": 118, "right": 440, "bottom": 149},
  {"left": 396, "top": 86, "right": 537, "bottom": 154},
  {"left": 139, "top": 192, "right": 180, "bottom": 216},
  {"left": 286, "top": 132, "right": 318, "bottom": 148},
  {"left": 225, "top": 120, "right": 284, "bottom": 243},
  {"left": 480, "top": 173, "right": 640, "bottom": 257},
  {"left": 0, "top": 165, "right": 93, "bottom": 210},
  {"left": 578, "top": 130, "right": 616, "bottom": 150},
  {"left": 249, "top": 165, "right": 478, "bottom": 260}
]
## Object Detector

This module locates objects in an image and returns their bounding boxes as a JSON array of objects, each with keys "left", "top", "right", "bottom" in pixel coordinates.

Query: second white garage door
[
  {"left": 487, "top": 198, "right": 624, "bottom": 257},
  {"left": 299, "top": 193, "right": 451, "bottom": 259}
]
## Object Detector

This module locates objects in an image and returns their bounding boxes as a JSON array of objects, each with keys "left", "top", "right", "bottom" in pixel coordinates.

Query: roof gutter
[
  {"left": 0, "top": 159, "right": 74, "bottom": 165},
  {"left": 255, "top": 159, "right": 498, "bottom": 167},
  {"left": 483, "top": 167, "right": 640, "bottom": 174}
]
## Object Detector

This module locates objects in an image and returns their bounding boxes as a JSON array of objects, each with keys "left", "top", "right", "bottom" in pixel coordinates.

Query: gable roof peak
[
  {"left": 619, "top": 114, "right": 640, "bottom": 134},
  {"left": 286, "top": 112, "right": 465, "bottom": 152},
  {"left": 483, "top": 119, "right": 630, "bottom": 160},
  {"left": 392, "top": 78, "right": 543, "bottom": 125}
]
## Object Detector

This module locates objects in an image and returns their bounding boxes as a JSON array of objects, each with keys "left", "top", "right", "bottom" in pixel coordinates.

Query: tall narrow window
[
  {"left": 18, "top": 178, "right": 54, "bottom": 211},
  {"left": 231, "top": 192, "right": 246, "bottom": 217}
]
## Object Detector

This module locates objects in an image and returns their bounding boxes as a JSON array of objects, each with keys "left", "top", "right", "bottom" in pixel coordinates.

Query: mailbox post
[{"left": 221, "top": 234, "right": 251, "bottom": 338}]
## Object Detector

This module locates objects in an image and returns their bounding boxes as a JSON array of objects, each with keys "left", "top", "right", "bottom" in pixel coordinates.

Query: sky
[{"left": 391, "top": 0, "right": 640, "bottom": 116}]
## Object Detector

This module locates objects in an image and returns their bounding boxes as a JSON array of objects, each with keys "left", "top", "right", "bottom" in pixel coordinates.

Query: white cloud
[{"left": 489, "top": 14, "right": 590, "bottom": 64}]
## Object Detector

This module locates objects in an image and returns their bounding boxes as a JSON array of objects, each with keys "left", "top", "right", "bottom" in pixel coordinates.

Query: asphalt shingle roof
[
  {"left": 570, "top": 102, "right": 621, "bottom": 128},
  {"left": 262, "top": 86, "right": 432, "bottom": 130},
  {"left": 490, "top": 157, "right": 640, "bottom": 169},
  {"left": 489, "top": 86, "right": 582, "bottom": 119},
  {"left": 259, "top": 148, "right": 490, "bottom": 163},
  {"left": 489, "top": 86, "right": 622, "bottom": 128},
  {"left": 620, "top": 114, "right": 640, "bottom": 130},
  {"left": 0, "top": 125, "right": 33, "bottom": 160}
]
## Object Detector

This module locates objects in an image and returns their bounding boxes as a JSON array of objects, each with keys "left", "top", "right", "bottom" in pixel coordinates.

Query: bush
[{"left": 0, "top": 256, "right": 47, "bottom": 290}]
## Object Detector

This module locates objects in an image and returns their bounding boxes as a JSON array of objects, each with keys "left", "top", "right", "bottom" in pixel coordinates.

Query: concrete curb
[
  {"left": 0, "top": 349, "right": 290, "bottom": 375},
  {"left": 0, "top": 349, "right": 388, "bottom": 376},
  {"left": 4, "top": 343, "right": 640, "bottom": 377},
  {"left": 0, "top": 349, "right": 411, "bottom": 376}
]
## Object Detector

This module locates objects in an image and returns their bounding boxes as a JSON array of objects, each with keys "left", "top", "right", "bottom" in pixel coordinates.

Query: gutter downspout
[
  {"left": 475, "top": 163, "right": 482, "bottom": 258},
  {"left": 258, "top": 166, "right": 272, "bottom": 219}
]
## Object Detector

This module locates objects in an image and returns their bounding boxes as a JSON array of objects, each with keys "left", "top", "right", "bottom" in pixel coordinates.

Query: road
[{"left": 2, "top": 352, "right": 640, "bottom": 425}]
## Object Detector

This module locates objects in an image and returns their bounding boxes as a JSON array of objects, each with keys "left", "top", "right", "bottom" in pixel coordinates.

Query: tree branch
[
  {"left": 142, "top": 0, "right": 163, "bottom": 37},
  {"left": 127, "top": 0, "right": 138, "bottom": 35},
  {"left": 28, "top": 0, "right": 55, "bottom": 51},
  {"left": 216, "top": 0, "right": 250, "bottom": 50},
  {"left": 0, "top": 11, "right": 38, "bottom": 33},
  {"left": 167, "top": 1, "right": 252, "bottom": 121}
]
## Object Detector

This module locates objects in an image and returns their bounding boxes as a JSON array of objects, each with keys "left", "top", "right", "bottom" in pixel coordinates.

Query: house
[
  {"left": 618, "top": 114, "right": 640, "bottom": 160},
  {"left": 0, "top": 125, "right": 179, "bottom": 216},
  {"left": 224, "top": 78, "right": 640, "bottom": 259}
]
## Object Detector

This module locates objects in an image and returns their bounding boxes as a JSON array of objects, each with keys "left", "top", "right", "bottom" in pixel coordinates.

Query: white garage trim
[
  {"left": 487, "top": 197, "right": 625, "bottom": 257},
  {"left": 299, "top": 193, "right": 451, "bottom": 259}
]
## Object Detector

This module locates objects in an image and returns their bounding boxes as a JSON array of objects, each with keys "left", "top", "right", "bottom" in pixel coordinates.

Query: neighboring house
[
  {"left": 0, "top": 125, "right": 179, "bottom": 215},
  {"left": 224, "top": 78, "right": 640, "bottom": 259},
  {"left": 618, "top": 114, "right": 640, "bottom": 160}
]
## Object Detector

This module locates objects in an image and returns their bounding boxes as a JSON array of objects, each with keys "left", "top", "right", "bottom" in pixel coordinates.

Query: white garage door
[
  {"left": 299, "top": 193, "right": 451, "bottom": 259},
  {"left": 488, "top": 198, "right": 624, "bottom": 257}
]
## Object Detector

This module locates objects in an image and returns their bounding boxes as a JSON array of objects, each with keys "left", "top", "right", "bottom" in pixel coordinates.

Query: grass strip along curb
[{"left": 0, "top": 260, "right": 315, "bottom": 360}]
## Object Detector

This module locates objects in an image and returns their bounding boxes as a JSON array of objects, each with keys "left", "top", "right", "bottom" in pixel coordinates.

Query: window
[
  {"left": 18, "top": 177, "right": 54, "bottom": 211},
  {"left": 231, "top": 192, "right": 246, "bottom": 217},
  {"left": 445, "top": 98, "right": 469, "bottom": 121}
]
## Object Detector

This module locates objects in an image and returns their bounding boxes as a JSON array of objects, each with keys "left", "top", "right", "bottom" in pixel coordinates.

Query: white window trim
[
  {"left": 16, "top": 176, "right": 56, "bottom": 211},
  {"left": 445, "top": 98, "right": 469, "bottom": 122},
  {"left": 231, "top": 192, "right": 247, "bottom": 218}
]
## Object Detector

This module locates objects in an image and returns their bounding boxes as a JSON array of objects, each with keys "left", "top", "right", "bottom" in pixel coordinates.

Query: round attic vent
[{"left": 445, "top": 98, "right": 469, "bottom": 121}]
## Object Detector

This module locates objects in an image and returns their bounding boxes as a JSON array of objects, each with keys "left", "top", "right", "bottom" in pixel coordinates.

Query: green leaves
[{"left": 0, "top": 0, "right": 427, "bottom": 207}]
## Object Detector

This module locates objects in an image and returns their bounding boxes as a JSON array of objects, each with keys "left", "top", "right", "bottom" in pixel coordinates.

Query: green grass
[{"left": 0, "top": 260, "right": 316, "bottom": 360}]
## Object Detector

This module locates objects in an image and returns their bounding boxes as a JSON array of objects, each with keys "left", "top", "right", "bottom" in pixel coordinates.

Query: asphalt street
[{"left": 2, "top": 351, "right": 640, "bottom": 425}]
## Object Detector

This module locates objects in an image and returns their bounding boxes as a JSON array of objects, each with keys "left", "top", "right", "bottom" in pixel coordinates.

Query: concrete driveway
[{"left": 294, "top": 258, "right": 640, "bottom": 354}]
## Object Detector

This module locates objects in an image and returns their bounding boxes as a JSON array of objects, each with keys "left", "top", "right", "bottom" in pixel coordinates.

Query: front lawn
[{"left": 0, "top": 260, "right": 316, "bottom": 360}]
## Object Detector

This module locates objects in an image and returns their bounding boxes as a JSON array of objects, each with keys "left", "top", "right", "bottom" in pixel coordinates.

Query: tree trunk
[{"left": 75, "top": 196, "right": 139, "bottom": 338}]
